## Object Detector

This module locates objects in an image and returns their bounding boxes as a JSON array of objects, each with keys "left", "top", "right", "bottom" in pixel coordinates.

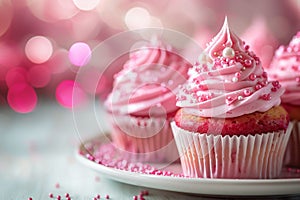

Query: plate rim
[{"left": 76, "top": 135, "right": 300, "bottom": 196}]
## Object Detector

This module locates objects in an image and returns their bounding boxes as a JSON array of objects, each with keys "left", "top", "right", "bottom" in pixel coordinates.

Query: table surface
[{"left": 1, "top": 100, "right": 299, "bottom": 200}]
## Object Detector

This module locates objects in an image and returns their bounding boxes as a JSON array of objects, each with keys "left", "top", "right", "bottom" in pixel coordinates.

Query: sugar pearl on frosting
[
  {"left": 222, "top": 47, "right": 235, "bottom": 58},
  {"left": 237, "top": 96, "right": 243, "bottom": 100},
  {"left": 235, "top": 72, "right": 241, "bottom": 78},
  {"left": 262, "top": 72, "right": 268, "bottom": 78},
  {"left": 244, "top": 59, "right": 252, "bottom": 67},
  {"left": 272, "top": 81, "right": 280, "bottom": 87},
  {"left": 232, "top": 77, "right": 238, "bottom": 82},
  {"left": 229, "top": 60, "right": 236, "bottom": 65},
  {"left": 249, "top": 73, "right": 256, "bottom": 81},
  {"left": 255, "top": 84, "right": 262, "bottom": 90},
  {"left": 261, "top": 94, "right": 271, "bottom": 101},
  {"left": 261, "top": 80, "right": 268, "bottom": 86},
  {"left": 243, "top": 89, "right": 251, "bottom": 96}
]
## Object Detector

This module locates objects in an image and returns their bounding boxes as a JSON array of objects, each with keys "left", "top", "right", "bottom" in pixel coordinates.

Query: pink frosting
[
  {"left": 176, "top": 17, "right": 284, "bottom": 118},
  {"left": 268, "top": 32, "right": 300, "bottom": 106},
  {"left": 105, "top": 42, "right": 191, "bottom": 116}
]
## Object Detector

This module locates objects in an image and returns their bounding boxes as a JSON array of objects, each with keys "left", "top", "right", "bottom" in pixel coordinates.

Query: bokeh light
[
  {"left": 0, "top": 0, "right": 298, "bottom": 114},
  {"left": 68, "top": 42, "right": 91, "bottom": 67},
  {"left": 72, "top": 0, "right": 100, "bottom": 11},
  {"left": 27, "top": 0, "right": 78, "bottom": 23},
  {"left": 7, "top": 83, "right": 38, "bottom": 113},
  {"left": 47, "top": 49, "right": 71, "bottom": 74},
  {"left": 0, "top": 0, "right": 13, "bottom": 38},
  {"left": 25, "top": 36, "right": 53, "bottom": 64},
  {"left": 5, "top": 67, "right": 27, "bottom": 88},
  {"left": 70, "top": 12, "right": 102, "bottom": 41},
  {"left": 125, "top": 7, "right": 151, "bottom": 30},
  {"left": 56, "top": 80, "right": 86, "bottom": 108},
  {"left": 27, "top": 65, "right": 51, "bottom": 88},
  {"left": 0, "top": 43, "right": 23, "bottom": 68}
]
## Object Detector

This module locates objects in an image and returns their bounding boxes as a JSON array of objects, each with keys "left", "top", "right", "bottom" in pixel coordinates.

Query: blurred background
[{"left": 0, "top": 0, "right": 299, "bottom": 114}]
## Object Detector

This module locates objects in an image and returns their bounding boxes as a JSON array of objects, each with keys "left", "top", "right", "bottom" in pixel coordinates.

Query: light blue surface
[{"left": 0, "top": 101, "right": 299, "bottom": 200}]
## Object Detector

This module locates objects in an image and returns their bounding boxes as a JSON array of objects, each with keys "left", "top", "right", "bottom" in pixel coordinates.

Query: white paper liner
[
  {"left": 108, "top": 114, "right": 178, "bottom": 163},
  {"left": 171, "top": 122, "right": 293, "bottom": 179},
  {"left": 284, "top": 120, "right": 300, "bottom": 168}
]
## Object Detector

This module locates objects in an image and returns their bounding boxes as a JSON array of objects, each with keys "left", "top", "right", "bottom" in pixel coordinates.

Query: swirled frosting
[
  {"left": 268, "top": 32, "right": 300, "bottom": 106},
  {"left": 105, "top": 41, "right": 191, "bottom": 116},
  {"left": 176, "top": 17, "right": 284, "bottom": 118}
]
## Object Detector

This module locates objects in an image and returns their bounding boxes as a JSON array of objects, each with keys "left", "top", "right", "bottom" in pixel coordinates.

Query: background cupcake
[
  {"left": 171, "top": 18, "right": 291, "bottom": 179},
  {"left": 105, "top": 40, "right": 192, "bottom": 162},
  {"left": 268, "top": 32, "right": 300, "bottom": 168},
  {"left": 242, "top": 17, "right": 278, "bottom": 69}
]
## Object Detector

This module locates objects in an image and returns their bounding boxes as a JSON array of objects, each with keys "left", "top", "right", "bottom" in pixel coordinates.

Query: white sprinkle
[{"left": 232, "top": 77, "right": 238, "bottom": 82}]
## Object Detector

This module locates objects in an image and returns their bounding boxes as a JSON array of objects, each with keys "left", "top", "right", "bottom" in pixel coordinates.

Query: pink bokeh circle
[
  {"left": 7, "top": 83, "right": 38, "bottom": 113},
  {"left": 56, "top": 80, "right": 86, "bottom": 108}
]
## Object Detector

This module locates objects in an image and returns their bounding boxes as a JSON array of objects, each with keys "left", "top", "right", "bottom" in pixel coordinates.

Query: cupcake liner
[
  {"left": 108, "top": 114, "right": 178, "bottom": 163},
  {"left": 171, "top": 122, "right": 293, "bottom": 179},
  {"left": 284, "top": 120, "right": 300, "bottom": 168}
]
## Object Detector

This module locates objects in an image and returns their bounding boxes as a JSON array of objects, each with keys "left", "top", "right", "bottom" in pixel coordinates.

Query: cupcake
[
  {"left": 105, "top": 40, "right": 192, "bottom": 162},
  {"left": 268, "top": 32, "right": 300, "bottom": 168},
  {"left": 171, "top": 17, "right": 292, "bottom": 179}
]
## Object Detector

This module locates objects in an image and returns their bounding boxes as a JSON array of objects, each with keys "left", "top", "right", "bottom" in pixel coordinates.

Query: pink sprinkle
[
  {"left": 262, "top": 72, "right": 268, "bottom": 78},
  {"left": 96, "top": 194, "right": 100, "bottom": 199},
  {"left": 94, "top": 198, "right": 97, "bottom": 200},
  {"left": 249, "top": 73, "right": 256, "bottom": 81},
  {"left": 273, "top": 81, "right": 281, "bottom": 89},
  {"left": 271, "top": 87, "right": 277, "bottom": 92},
  {"left": 141, "top": 190, "right": 149, "bottom": 195},
  {"left": 229, "top": 60, "right": 236, "bottom": 65},
  {"left": 234, "top": 72, "right": 241, "bottom": 78},
  {"left": 49, "top": 193, "right": 54, "bottom": 198},
  {"left": 95, "top": 176, "right": 100, "bottom": 182},
  {"left": 55, "top": 183, "right": 60, "bottom": 189},
  {"left": 65, "top": 193, "right": 69, "bottom": 198},
  {"left": 244, "top": 45, "right": 250, "bottom": 51},
  {"left": 255, "top": 84, "right": 262, "bottom": 90},
  {"left": 133, "top": 195, "right": 138, "bottom": 200},
  {"left": 261, "top": 81, "right": 268, "bottom": 86},
  {"left": 57, "top": 195, "right": 61, "bottom": 200},
  {"left": 28, "top": 198, "right": 33, "bottom": 200},
  {"left": 226, "top": 96, "right": 237, "bottom": 105},
  {"left": 243, "top": 89, "right": 251, "bottom": 97},
  {"left": 105, "top": 194, "right": 110, "bottom": 199},
  {"left": 221, "top": 60, "right": 227, "bottom": 66},
  {"left": 198, "top": 84, "right": 208, "bottom": 90},
  {"left": 66, "top": 197, "right": 71, "bottom": 200},
  {"left": 244, "top": 59, "right": 252, "bottom": 67},
  {"left": 261, "top": 94, "right": 271, "bottom": 101}
]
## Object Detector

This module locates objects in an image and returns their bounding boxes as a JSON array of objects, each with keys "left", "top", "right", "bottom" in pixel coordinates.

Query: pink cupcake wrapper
[
  {"left": 284, "top": 120, "right": 300, "bottom": 168},
  {"left": 171, "top": 122, "right": 293, "bottom": 179},
  {"left": 109, "top": 114, "right": 178, "bottom": 163}
]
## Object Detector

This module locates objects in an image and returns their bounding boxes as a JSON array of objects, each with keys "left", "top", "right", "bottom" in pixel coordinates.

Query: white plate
[{"left": 76, "top": 134, "right": 300, "bottom": 196}]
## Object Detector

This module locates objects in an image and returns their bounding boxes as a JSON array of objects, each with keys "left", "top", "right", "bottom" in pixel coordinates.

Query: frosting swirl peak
[{"left": 176, "top": 17, "right": 284, "bottom": 118}]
